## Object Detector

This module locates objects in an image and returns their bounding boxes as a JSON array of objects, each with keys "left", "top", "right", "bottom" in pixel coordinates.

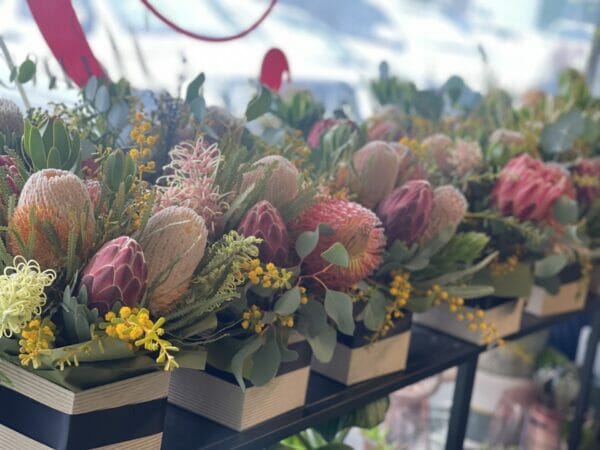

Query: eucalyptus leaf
[
  {"left": 297, "top": 301, "right": 327, "bottom": 338},
  {"left": 185, "top": 72, "right": 206, "bottom": 103},
  {"left": 190, "top": 96, "right": 206, "bottom": 122},
  {"left": 94, "top": 85, "right": 110, "bottom": 113},
  {"left": 534, "top": 254, "right": 567, "bottom": 278},
  {"left": 321, "top": 242, "right": 349, "bottom": 267},
  {"left": 363, "top": 290, "right": 387, "bottom": 331},
  {"left": 307, "top": 324, "right": 336, "bottom": 362},
  {"left": 445, "top": 285, "right": 495, "bottom": 299},
  {"left": 176, "top": 349, "right": 207, "bottom": 370},
  {"left": 231, "top": 334, "right": 265, "bottom": 390},
  {"left": 274, "top": 287, "right": 301, "bottom": 315},
  {"left": 324, "top": 290, "right": 355, "bottom": 335},
  {"left": 296, "top": 229, "right": 319, "bottom": 259},
  {"left": 552, "top": 196, "right": 578, "bottom": 225},
  {"left": 249, "top": 331, "right": 281, "bottom": 386},
  {"left": 541, "top": 109, "right": 584, "bottom": 155},
  {"left": 17, "top": 59, "right": 35, "bottom": 83}
]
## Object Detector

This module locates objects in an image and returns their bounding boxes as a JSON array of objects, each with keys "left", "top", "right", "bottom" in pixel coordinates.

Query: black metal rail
[{"left": 162, "top": 297, "right": 600, "bottom": 450}]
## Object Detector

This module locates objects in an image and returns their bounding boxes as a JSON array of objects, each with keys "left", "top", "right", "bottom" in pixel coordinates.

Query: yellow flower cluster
[
  {"left": 129, "top": 111, "right": 158, "bottom": 178},
  {"left": 242, "top": 259, "right": 293, "bottom": 290},
  {"left": 573, "top": 174, "right": 600, "bottom": 189},
  {"left": 491, "top": 255, "right": 519, "bottom": 276},
  {"left": 241, "top": 304, "right": 294, "bottom": 334},
  {"left": 299, "top": 286, "right": 309, "bottom": 305},
  {"left": 18, "top": 319, "right": 56, "bottom": 369},
  {"left": 103, "top": 307, "right": 179, "bottom": 371},
  {"left": 375, "top": 272, "right": 412, "bottom": 339},
  {"left": 426, "top": 284, "right": 504, "bottom": 346},
  {"left": 399, "top": 136, "right": 426, "bottom": 159},
  {"left": 126, "top": 187, "right": 153, "bottom": 230}
]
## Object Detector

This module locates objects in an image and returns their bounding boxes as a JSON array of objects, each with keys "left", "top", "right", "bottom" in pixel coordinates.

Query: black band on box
[{"left": 0, "top": 385, "right": 165, "bottom": 450}]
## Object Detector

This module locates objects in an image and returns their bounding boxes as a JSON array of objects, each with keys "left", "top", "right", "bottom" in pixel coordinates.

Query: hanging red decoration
[
  {"left": 139, "top": 0, "right": 277, "bottom": 43},
  {"left": 27, "top": 0, "right": 105, "bottom": 87},
  {"left": 260, "top": 48, "right": 290, "bottom": 92}
]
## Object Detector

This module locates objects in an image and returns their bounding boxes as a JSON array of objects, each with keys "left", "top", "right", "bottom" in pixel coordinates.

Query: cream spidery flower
[{"left": 0, "top": 257, "right": 56, "bottom": 337}]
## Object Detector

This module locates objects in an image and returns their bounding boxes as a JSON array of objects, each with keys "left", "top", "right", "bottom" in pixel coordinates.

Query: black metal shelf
[{"left": 162, "top": 298, "right": 600, "bottom": 450}]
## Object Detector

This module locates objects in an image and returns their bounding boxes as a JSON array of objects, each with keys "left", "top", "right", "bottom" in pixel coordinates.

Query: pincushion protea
[
  {"left": 240, "top": 155, "right": 299, "bottom": 208},
  {"left": 377, "top": 180, "right": 433, "bottom": 246},
  {"left": 419, "top": 185, "right": 468, "bottom": 244},
  {"left": 81, "top": 236, "right": 148, "bottom": 315},
  {"left": 238, "top": 200, "right": 289, "bottom": 266},
  {"left": 155, "top": 138, "right": 224, "bottom": 231},
  {"left": 492, "top": 154, "right": 575, "bottom": 223},
  {"left": 290, "top": 199, "right": 385, "bottom": 290},
  {"left": 139, "top": 206, "right": 208, "bottom": 316},
  {"left": 350, "top": 141, "right": 399, "bottom": 209},
  {"left": 9, "top": 169, "right": 95, "bottom": 269}
]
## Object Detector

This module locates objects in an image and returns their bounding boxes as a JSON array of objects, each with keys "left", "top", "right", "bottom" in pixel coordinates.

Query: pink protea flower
[
  {"left": 377, "top": 180, "right": 433, "bottom": 246},
  {"left": 571, "top": 158, "right": 600, "bottom": 208},
  {"left": 155, "top": 138, "right": 224, "bottom": 230},
  {"left": 238, "top": 200, "right": 289, "bottom": 266},
  {"left": 492, "top": 154, "right": 575, "bottom": 223},
  {"left": 290, "top": 199, "right": 386, "bottom": 290},
  {"left": 81, "top": 236, "right": 148, "bottom": 315},
  {"left": 419, "top": 185, "right": 468, "bottom": 244}
]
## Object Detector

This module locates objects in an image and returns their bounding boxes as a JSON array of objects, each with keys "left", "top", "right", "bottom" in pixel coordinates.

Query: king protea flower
[{"left": 290, "top": 199, "right": 385, "bottom": 290}]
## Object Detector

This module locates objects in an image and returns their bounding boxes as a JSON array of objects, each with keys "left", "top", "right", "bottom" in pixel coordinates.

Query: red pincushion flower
[
  {"left": 290, "top": 199, "right": 386, "bottom": 290},
  {"left": 492, "top": 154, "right": 575, "bottom": 223}
]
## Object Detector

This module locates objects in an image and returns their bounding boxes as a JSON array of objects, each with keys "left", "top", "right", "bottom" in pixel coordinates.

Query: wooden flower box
[
  {"left": 167, "top": 340, "right": 311, "bottom": 431},
  {"left": 415, "top": 297, "right": 525, "bottom": 345},
  {"left": 0, "top": 360, "right": 170, "bottom": 450},
  {"left": 311, "top": 313, "right": 412, "bottom": 385}
]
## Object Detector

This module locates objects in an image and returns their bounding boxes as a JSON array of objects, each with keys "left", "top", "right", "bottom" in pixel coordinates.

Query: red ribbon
[
  {"left": 139, "top": 0, "right": 277, "bottom": 42},
  {"left": 27, "top": 0, "right": 105, "bottom": 87}
]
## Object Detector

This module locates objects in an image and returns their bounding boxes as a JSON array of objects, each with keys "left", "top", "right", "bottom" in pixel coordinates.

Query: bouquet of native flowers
[{"left": 0, "top": 93, "right": 221, "bottom": 448}]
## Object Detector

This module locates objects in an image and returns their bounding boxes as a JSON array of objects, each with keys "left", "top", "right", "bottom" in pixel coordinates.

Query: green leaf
[
  {"left": 185, "top": 72, "right": 206, "bottom": 103},
  {"left": 27, "top": 126, "right": 46, "bottom": 171},
  {"left": 471, "top": 262, "right": 534, "bottom": 298},
  {"left": 274, "top": 287, "right": 301, "bottom": 315},
  {"left": 190, "top": 96, "right": 206, "bottom": 122},
  {"left": 46, "top": 146, "right": 62, "bottom": 168},
  {"left": 540, "top": 109, "right": 585, "bottom": 155},
  {"left": 176, "top": 348, "right": 207, "bottom": 370},
  {"left": 307, "top": 324, "right": 337, "bottom": 362},
  {"left": 552, "top": 196, "right": 578, "bottom": 225},
  {"left": 413, "top": 89, "right": 443, "bottom": 121},
  {"left": 534, "top": 254, "right": 567, "bottom": 278},
  {"left": 321, "top": 242, "right": 349, "bottom": 268},
  {"left": 445, "top": 285, "right": 495, "bottom": 299},
  {"left": 324, "top": 290, "right": 355, "bottom": 336},
  {"left": 295, "top": 230, "right": 319, "bottom": 259},
  {"left": 84, "top": 76, "right": 98, "bottom": 101},
  {"left": 249, "top": 331, "right": 281, "bottom": 386},
  {"left": 297, "top": 301, "right": 327, "bottom": 338},
  {"left": 363, "top": 290, "right": 387, "bottom": 331},
  {"left": 94, "top": 85, "right": 110, "bottom": 113},
  {"left": 246, "top": 85, "right": 272, "bottom": 121},
  {"left": 17, "top": 59, "right": 35, "bottom": 83},
  {"left": 405, "top": 295, "right": 433, "bottom": 313},
  {"left": 231, "top": 334, "right": 265, "bottom": 390}
]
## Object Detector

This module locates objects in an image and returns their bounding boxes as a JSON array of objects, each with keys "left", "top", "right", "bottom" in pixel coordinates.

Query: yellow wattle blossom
[
  {"left": 18, "top": 319, "right": 56, "bottom": 369},
  {"left": 0, "top": 257, "right": 56, "bottom": 337},
  {"left": 375, "top": 271, "right": 412, "bottom": 339},
  {"left": 242, "top": 259, "right": 293, "bottom": 290},
  {"left": 102, "top": 307, "right": 179, "bottom": 371},
  {"left": 491, "top": 255, "right": 519, "bottom": 276},
  {"left": 425, "top": 285, "right": 503, "bottom": 347},
  {"left": 129, "top": 110, "right": 158, "bottom": 180}
]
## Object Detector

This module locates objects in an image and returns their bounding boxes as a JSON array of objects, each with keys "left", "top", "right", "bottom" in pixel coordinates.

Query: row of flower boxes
[{"left": 0, "top": 269, "right": 591, "bottom": 449}]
